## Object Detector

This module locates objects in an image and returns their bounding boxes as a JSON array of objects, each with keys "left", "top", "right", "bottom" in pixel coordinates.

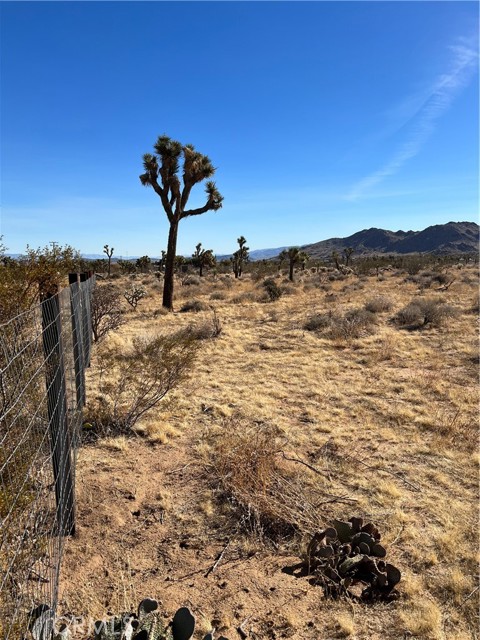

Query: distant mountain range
[
  {"left": 218, "top": 221, "right": 479, "bottom": 262},
  {"left": 300, "top": 221, "right": 479, "bottom": 260},
  {"left": 10, "top": 221, "right": 475, "bottom": 262}
]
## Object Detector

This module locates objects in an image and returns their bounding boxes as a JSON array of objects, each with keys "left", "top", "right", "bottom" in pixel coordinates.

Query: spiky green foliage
[
  {"left": 139, "top": 136, "right": 223, "bottom": 309},
  {"left": 192, "top": 243, "right": 216, "bottom": 276},
  {"left": 279, "top": 247, "right": 309, "bottom": 281},
  {"left": 231, "top": 236, "right": 249, "bottom": 278}
]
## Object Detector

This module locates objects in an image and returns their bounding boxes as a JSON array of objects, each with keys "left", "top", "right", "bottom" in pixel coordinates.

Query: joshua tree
[
  {"left": 103, "top": 244, "right": 114, "bottom": 277},
  {"left": 343, "top": 247, "right": 355, "bottom": 266},
  {"left": 279, "top": 247, "right": 309, "bottom": 282},
  {"left": 232, "top": 236, "right": 249, "bottom": 278},
  {"left": 331, "top": 250, "right": 341, "bottom": 270},
  {"left": 139, "top": 135, "right": 223, "bottom": 309},
  {"left": 136, "top": 255, "right": 151, "bottom": 273},
  {"left": 192, "top": 243, "right": 216, "bottom": 277},
  {"left": 299, "top": 250, "right": 310, "bottom": 271}
]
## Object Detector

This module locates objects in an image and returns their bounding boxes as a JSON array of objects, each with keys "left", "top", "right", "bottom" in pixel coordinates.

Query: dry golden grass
[{"left": 59, "top": 265, "right": 479, "bottom": 639}]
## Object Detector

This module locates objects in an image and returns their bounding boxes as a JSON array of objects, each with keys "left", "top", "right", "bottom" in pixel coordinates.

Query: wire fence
[{"left": 0, "top": 274, "right": 95, "bottom": 639}]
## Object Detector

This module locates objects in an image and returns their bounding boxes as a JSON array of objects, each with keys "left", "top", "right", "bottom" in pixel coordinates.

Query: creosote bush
[
  {"left": 262, "top": 277, "right": 282, "bottom": 302},
  {"left": 304, "top": 312, "right": 333, "bottom": 332},
  {"left": 87, "top": 328, "right": 200, "bottom": 436},
  {"left": 91, "top": 285, "right": 125, "bottom": 343},
  {"left": 394, "top": 297, "right": 456, "bottom": 328}
]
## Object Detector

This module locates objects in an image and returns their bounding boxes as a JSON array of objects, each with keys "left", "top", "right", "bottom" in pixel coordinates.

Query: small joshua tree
[
  {"left": 331, "top": 250, "right": 341, "bottom": 270},
  {"left": 279, "top": 247, "right": 309, "bottom": 282},
  {"left": 232, "top": 236, "right": 249, "bottom": 278},
  {"left": 136, "top": 255, "right": 151, "bottom": 273},
  {"left": 192, "top": 242, "right": 216, "bottom": 277},
  {"left": 103, "top": 244, "right": 114, "bottom": 277},
  {"left": 344, "top": 246, "right": 355, "bottom": 266}
]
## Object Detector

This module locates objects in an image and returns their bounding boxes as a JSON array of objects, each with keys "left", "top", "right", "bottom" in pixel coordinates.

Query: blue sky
[{"left": 1, "top": 1, "right": 478, "bottom": 257}]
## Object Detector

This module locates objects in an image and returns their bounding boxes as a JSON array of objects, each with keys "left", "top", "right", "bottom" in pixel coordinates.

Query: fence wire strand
[{"left": 0, "top": 275, "right": 94, "bottom": 639}]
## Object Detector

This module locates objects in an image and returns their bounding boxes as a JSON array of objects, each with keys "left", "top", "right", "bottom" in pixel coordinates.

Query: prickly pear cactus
[{"left": 304, "top": 516, "right": 401, "bottom": 601}]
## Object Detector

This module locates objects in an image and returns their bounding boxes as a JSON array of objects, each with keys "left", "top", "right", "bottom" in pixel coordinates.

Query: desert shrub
[
  {"left": 183, "top": 275, "right": 201, "bottom": 286},
  {"left": 469, "top": 295, "right": 479, "bottom": 314},
  {"left": 91, "top": 285, "right": 125, "bottom": 342},
  {"left": 0, "top": 242, "right": 83, "bottom": 321},
  {"left": 208, "top": 417, "right": 326, "bottom": 542},
  {"left": 219, "top": 275, "right": 234, "bottom": 289},
  {"left": 87, "top": 328, "right": 200, "bottom": 435},
  {"left": 394, "top": 298, "right": 456, "bottom": 328},
  {"left": 280, "top": 283, "right": 296, "bottom": 296},
  {"left": 405, "top": 270, "right": 451, "bottom": 290},
  {"left": 180, "top": 299, "right": 208, "bottom": 313},
  {"left": 365, "top": 296, "right": 393, "bottom": 313},
  {"left": 262, "top": 278, "right": 282, "bottom": 302},
  {"left": 124, "top": 285, "right": 147, "bottom": 309},
  {"left": 190, "top": 309, "right": 222, "bottom": 340},
  {"left": 304, "top": 312, "right": 333, "bottom": 332},
  {"left": 329, "top": 308, "right": 377, "bottom": 340},
  {"left": 304, "top": 308, "right": 376, "bottom": 340},
  {"left": 231, "top": 292, "right": 257, "bottom": 304},
  {"left": 210, "top": 290, "right": 226, "bottom": 301}
]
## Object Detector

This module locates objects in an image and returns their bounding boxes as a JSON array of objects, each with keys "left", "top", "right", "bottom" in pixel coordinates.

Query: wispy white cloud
[{"left": 346, "top": 36, "right": 478, "bottom": 202}]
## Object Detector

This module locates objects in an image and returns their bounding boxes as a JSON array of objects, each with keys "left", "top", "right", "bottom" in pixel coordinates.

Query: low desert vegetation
[
  {"left": 20, "top": 256, "right": 477, "bottom": 639},
  {"left": 393, "top": 296, "right": 457, "bottom": 328}
]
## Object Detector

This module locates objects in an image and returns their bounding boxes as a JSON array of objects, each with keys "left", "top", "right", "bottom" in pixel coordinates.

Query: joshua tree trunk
[
  {"left": 289, "top": 261, "right": 294, "bottom": 282},
  {"left": 163, "top": 221, "right": 179, "bottom": 310}
]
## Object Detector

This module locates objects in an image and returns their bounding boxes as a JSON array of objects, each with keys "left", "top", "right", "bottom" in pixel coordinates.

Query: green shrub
[
  {"left": 304, "top": 312, "right": 333, "bottom": 331},
  {"left": 262, "top": 278, "right": 282, "bottom": 302}
]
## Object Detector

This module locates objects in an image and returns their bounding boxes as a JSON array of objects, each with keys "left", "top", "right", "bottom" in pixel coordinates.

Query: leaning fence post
[
  {"left": 40, "top": 287, "right": 75, "bottom": 536},
  {"left": 69, "top": 273, "right": 86, "bottom": 408}
]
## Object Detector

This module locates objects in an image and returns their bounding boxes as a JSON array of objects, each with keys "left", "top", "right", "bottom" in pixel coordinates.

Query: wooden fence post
[{"left": 41, "top": 289, "right": 75, "bottom": 536}]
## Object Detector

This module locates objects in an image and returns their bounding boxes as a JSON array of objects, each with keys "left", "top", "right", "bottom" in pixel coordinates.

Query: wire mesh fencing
[{"left": 0, "top": 274, "right": 95, "bottom": 639}]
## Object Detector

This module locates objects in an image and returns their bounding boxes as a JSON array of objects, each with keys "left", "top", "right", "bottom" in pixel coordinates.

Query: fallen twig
[
  {"left": 204, "top": 538, "right": 232, "bottom": 577},
  {"left": 278, "top": 451, "right": 358, "bottom": 503},
  {"left": 343, "top": 453, "right": 421, "bottom": 492},
  {"left": 166, "top": 462, "right": 192, "bottom": 475},
  {"left": 237, "top": 616, "right": 251, "bottom": 639},
  {"left": 278, "top": 451, "right": 331, "bottom": 478},
  {"left": 459, "top": 584, "right": 479, "bottom": 608}
]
